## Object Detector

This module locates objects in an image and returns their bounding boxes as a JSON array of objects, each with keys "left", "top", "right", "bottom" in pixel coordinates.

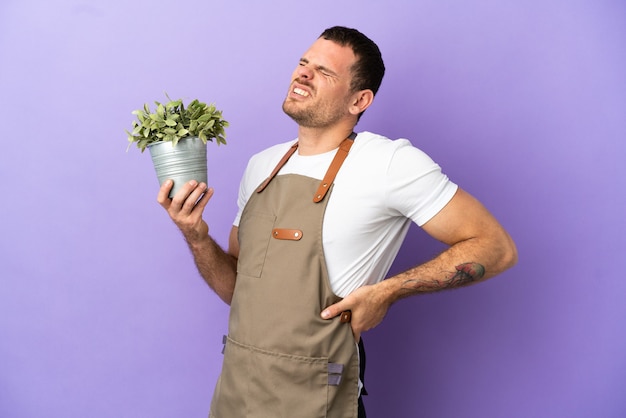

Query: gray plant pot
[{"left": 148, "top": 136, "right": 207, "bottom": 198}]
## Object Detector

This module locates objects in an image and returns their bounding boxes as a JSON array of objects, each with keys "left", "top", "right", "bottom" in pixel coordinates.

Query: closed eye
[
  {"left": 299, "top": 58, "right": 338, "bottom": 78},
  {"left": 317, "top": 65, "right": 338, "bottom": 78}
]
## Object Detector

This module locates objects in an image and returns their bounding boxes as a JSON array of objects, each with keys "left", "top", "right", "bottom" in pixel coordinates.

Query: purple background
[{"left": 1, "top": 1, "right": 625, "bottom": 417}]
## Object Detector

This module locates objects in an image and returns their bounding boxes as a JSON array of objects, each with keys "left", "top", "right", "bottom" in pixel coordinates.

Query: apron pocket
[
  {"left": 215, "top": 337, "right": 330, "bottom": 418},
  {"left": 237, "top": 211, "right": 276, "bottom": 278}
]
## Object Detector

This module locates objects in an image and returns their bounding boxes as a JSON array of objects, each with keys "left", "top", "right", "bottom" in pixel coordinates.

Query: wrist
[
  {"left": 381, "top": 272, "right": 425, "bottom": 303},
  {"left": 376, "top": 277, "right": 403, "bottom": 307},
  {"left": 184, "top": 229, "right": 212, "bottom": 250}
]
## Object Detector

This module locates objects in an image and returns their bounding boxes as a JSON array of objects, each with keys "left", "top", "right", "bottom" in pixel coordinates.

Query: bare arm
[
  {"left": 381, "top": 188, "right": 517, "bottom": 298},
  {"left": 321, "top": 188, "right": 518, "bottom": 340},
  {"left": 157, "top": 179, "right": 239, "bottom": 305}
]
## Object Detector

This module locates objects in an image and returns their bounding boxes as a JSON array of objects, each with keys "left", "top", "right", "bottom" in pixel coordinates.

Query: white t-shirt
[{"left": 234, "top": 131, "right": 458, "bottom": 297}]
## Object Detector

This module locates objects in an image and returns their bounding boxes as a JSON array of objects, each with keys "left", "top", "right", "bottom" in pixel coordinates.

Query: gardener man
[{"left": 157, "top": 26, "right": 518, "bottom": 418}]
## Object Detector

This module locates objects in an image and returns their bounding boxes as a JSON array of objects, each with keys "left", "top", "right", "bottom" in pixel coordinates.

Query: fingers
[
  {"left": 172, "top": 181, "right": 210, "bottom": 214},
  {"left": 321, "top": 300, "right": 346, "bottom": 320},
  {"left": 157, "top": 180, "right": 213, "bottom": 228},
  {"left": 191, "top": 186, "right": 213, "bottom": 214},
  {"left": 155, "top": 180, "right": 213, "bottom": 243},
  {"left": 157, "top": 180, "right": 211, "bottom": 211},
  {"left": 320, "top": 300, "right": 353, "bottom": 340},
  {"left": 322, "top": 300, "right": 360, "bottom": 342},
  {"left": 157, "top": 179, "right": 175, "bottom": 207},
  {"left": 321, "top": 284, "right": 389, "bottom": 341}
]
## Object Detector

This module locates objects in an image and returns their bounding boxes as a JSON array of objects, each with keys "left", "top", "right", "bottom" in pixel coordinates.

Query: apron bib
[{"left": 210, "top": 137, "right": 359, "bottom": 418}]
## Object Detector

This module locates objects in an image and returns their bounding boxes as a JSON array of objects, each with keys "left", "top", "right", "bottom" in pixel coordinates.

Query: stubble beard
[
  {"left": 282, "top": 100, "right": 316, "bottom": 128},
  {"left": 282, "top": 97, "right": 347, "bottom": 129}
]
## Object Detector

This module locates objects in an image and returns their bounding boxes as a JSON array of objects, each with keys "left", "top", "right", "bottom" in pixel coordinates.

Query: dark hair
[{"left": 320, "top": 26, "right": 385, "bottom": 96}]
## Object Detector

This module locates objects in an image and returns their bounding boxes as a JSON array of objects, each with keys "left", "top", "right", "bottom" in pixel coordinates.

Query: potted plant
[{"left": 126, "top": 95, "right": 229, "bottom": 197}]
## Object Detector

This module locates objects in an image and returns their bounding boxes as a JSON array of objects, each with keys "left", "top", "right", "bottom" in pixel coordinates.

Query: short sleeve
[
  {"left": 385, "top": 142, "right": 458, "bottom": 226},
  {"left": 232, "top": 171, "right": 250, "bottom": 227}
]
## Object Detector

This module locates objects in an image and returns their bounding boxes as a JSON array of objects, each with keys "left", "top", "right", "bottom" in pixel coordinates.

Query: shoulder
[
  {"left": 351, "top": 131, "right": 404, "bottom": 152},
  {"left": 342, "top": 132, "right": 457, "bottom": 224},
  {"left": 349, "top": 131, "right": 439, "bottom": 172}
]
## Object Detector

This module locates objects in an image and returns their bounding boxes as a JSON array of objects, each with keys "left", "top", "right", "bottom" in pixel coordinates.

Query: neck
[{"left": 296, "top": 124, "right": 356, "bottom": 156}]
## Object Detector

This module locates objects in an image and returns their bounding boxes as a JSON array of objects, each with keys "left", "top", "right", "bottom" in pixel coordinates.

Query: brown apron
[{"left": 209, "top": 136, "right": 359, "bottom": 418}]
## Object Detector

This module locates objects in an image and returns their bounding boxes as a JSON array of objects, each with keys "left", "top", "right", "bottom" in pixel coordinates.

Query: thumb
[{"left": 321, "top": 300, "right": 349, "bottom": 320}]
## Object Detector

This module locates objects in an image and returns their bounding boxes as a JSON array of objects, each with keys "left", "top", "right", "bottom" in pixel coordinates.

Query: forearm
[
  {"left": 156, "top": 181, "right": 238, "bottom": 304},
  {"left": 380, "top": 234, "right": 517, "bottom": 304},
  {"left": 185, "top": 234, "right": 238, "bottom": 305}
]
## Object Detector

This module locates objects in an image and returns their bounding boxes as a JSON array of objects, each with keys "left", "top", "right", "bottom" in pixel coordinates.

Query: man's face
[{"left": 282, "top": 38, "right": 358, "bottom": 128}]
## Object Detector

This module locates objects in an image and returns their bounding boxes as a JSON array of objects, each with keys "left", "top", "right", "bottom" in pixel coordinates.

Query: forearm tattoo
[{"left": 401, "top": 262, "right": 485, "bottom": 294}]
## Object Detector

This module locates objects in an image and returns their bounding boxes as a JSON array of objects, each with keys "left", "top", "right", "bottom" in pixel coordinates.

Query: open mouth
[{"left": 293, "top": 87, "right": 310, "bottom": 97}]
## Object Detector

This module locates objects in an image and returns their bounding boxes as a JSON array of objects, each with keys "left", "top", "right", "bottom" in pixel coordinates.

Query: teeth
[{"left": 294, "top": 87, "right": 309, "bottom": 97}]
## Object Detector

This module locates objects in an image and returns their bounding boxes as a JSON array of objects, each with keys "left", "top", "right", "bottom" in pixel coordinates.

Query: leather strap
[
  {"left": 255, "top": 133, "right": 356, "bottom": 200},
  {"left": 340, "top": 310, "right": 352, "bottom": 323},
  {"left": 312, "top": 137, "right": 354, "bottom": 203},
  {"left": 255, "top": 142, "right": 299, "bottom": 193},
  {"left": 272, "top": 228, "right": 303, "bottom": 240}
]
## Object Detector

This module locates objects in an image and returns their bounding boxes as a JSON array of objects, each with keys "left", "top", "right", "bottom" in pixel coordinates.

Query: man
[{"left": 157, "top": 26, "right": 517, "bottom": 418}]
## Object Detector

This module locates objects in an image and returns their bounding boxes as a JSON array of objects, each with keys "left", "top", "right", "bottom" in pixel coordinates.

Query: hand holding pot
[{"left": 157, "top": 179, "right": 212, "bottom": 243}]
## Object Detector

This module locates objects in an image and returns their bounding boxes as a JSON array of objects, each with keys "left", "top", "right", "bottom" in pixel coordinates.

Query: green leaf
[
  {"left": 167, "top": 99, "right": 182, "bottom": 109},
  {"left": 138, "top": 139, "right": 149, "bottom": 151},
  {"left": 196, "top": 114, "right": 212, "bottom": 123},
  {"left": 125, "top": 94, "right": 229, "bottom": 151}
]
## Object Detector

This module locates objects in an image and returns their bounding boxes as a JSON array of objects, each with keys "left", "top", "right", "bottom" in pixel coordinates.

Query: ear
[{"left": 348, "top": 89, "right": 374, "bottom": 116}]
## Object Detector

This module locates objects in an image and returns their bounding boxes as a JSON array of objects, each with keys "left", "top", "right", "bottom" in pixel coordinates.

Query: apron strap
[
  {"left": 255, "top": 142, "right": 299, "bottom": 193},
  {"left": 313, "top": 135, "right": 355, "bottom": 203},
  {"left": 255, "top": 133, "right": 356, "bottom": 197}
]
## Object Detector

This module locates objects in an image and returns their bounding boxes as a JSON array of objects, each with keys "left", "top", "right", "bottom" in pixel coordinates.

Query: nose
[{"left": 296, "top": 63, "right": 313, "bottom": 80}]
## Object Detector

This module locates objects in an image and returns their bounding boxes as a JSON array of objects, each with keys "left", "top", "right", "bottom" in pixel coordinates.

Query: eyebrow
[{"left": 300, "top": 58, "right": 339, "bottom": 77}]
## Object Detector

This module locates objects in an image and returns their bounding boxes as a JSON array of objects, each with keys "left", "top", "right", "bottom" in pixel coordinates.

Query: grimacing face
[{"left": 282, "top": 38, "right": 358, "bottom": 128}]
